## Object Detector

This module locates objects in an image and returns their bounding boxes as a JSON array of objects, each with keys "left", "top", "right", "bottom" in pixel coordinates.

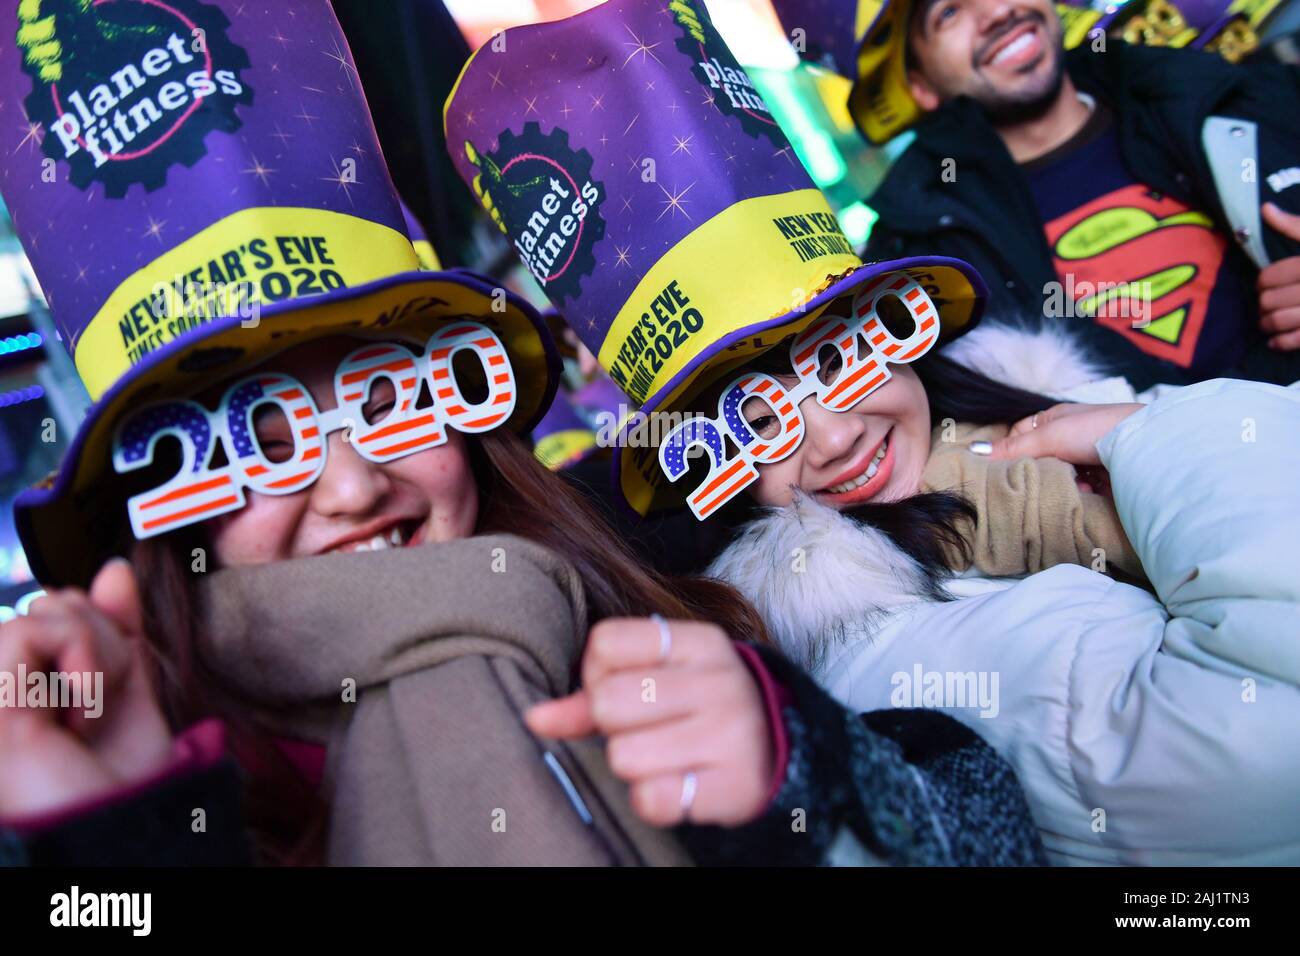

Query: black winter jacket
[{"left": 865, "top": 43, "right": 1300, "bottom": 390}]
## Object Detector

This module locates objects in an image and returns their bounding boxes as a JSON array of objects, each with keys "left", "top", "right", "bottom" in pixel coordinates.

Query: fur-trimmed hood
[
  {"left": 939, "top": 321, "right": 1105, "bottom": 395},
  {"left": 705, "top": 323, "right": 1105, "bottom": 670},
  {"left": 706, "top": 491, "right": 938, "bottom": 671}
]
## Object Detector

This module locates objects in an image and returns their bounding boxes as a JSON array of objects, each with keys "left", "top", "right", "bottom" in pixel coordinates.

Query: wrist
[{"left": 731, "top": 642, "right": 792, "bottom": 814}]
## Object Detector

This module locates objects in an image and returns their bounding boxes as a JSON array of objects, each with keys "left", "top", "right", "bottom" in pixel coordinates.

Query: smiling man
[{"left": 839, "top": 0, "right": 1300, "bottom": 389}]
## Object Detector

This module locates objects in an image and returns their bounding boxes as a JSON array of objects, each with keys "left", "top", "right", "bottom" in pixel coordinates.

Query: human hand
[{"left": 527, "top": 617, "right": 772, "bottom": 828}]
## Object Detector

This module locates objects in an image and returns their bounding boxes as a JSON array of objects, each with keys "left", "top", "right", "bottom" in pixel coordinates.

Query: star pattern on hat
[
  {"left": 446, "top": 0, "right": 813, "bottom": 344},
  {"left": 2, "top": 0, "right": 398, "bottom": 359},
  {"left": 319, "top": 155, "right": 358, "bottom": 206},
  {"left": 14, "top": 104, "right": 44, "bottom": 155},
  {"left": 241, "top": 155, "right": 277, "bottom": 188},
  {"left": 656, "top": 182, "right": 695, "bottom": 221},
  {"left": 322, "top": 35, "right": 359, "bottom": 93},
  {"left": 621, "top": 24, "right": 664, "bottom": 68}
]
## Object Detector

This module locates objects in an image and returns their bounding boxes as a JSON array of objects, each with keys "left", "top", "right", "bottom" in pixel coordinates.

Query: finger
[
  {"left": 88, "top": 558, "right": 145, "bottom": 637},
  {"left": 1257, "top": 255, "right": 1300, "bottom": 290},
  {"left": 1260, "top": 306, "right": 1300, "bottom": 335},
  {"left": 1009, "top": 403, "right": 1075, "bottom": 438},
  {"left": 588, "top": 667, "right": 719, "bottom": 734},
  {"left": 606, "top": 714, "right": 716, "bottom": 781},
  {"left": 0, "top": 618, "right": 77, "bottom": 683},
  {"left": 1259, "top": 283, "right": 1300, "bottom": 314},
  {"left": 0, "top": 731, "right": 116, "bottom": 818},
  {"left": 581, "top": 618, "right": 727, "bottom": 689},
  {"left": 986, "top": 428, "right": 1050, "bottom": 460},
  {"left": 1262, "top": 202, "right": 1300, "bottom": 244},
  {"left": 1008, "top": 415, "right": 1036, "bottom": 437},
  {"left": 7, "top": 601, "right": 97, "bottom": 676},
  {"left": 1268, "top": 327, "right": 1300, "bottom": 351},
  {"left": 525, "top": 690, "right": 597, "bottom": 740},
  {"left": 25, "top": 591, "right": 131, "bottom": 690},
  {"left": 0, "top": 619, "right": 94, "bottom": 738},
  {"left": 629, "top": 767, "right": 738, "bottom": 828}
]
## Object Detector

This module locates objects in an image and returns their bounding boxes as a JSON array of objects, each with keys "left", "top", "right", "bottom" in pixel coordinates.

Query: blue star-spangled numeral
[
  {"left": 661, "top": 417, "right": 725, "bottom": 481},
  {"left": 721, "top": 383, "right": 756, "bottom": 448},
  {"left": 118, "top": 402, "right": 212, "bottom": 472},
  {"left": 224, "top": 379, "right": 268, "bottom": 459}
]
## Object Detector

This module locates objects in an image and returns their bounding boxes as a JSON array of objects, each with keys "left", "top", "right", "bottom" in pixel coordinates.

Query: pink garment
[{"left": 0, "top": 718, "right": 226, "bottom": 834}]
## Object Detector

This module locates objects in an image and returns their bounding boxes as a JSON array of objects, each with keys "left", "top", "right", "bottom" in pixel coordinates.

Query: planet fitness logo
[
  {"left": 465, "top": 122, "right": 605, "bottom": 304},
  {"left": 668, "top": 0, "right": 782, "bottom": 145},
  {"left": 17, "top": 0, "right": 252, "bottom": 197}
]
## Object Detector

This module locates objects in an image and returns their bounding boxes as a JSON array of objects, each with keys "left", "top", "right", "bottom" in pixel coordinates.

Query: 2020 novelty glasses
[
  {"left": 660, "top": 272, "right": 939, "bottom": 520},
  {"left": 112, "top": 322, "right": 516, "bottom": 538}
]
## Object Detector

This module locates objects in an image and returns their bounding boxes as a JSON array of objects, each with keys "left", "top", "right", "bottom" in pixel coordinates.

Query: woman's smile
[{"left": 815, "top": 427, "right": 896, "bottom": 505}]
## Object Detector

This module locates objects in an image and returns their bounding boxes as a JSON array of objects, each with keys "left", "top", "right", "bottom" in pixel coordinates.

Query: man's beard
[{"left": 967, "top": 13, "right": 1067, "bottom": 126}]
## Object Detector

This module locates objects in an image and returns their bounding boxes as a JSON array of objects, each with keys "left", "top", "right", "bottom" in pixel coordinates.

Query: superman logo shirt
[{"left": 1023, "top": 102, "right": 1251, "bottom": 376}]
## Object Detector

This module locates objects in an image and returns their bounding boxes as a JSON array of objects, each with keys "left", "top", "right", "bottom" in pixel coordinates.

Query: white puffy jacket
[{"left": 708, "top": 379, "right": 1300, "bottom": 865}]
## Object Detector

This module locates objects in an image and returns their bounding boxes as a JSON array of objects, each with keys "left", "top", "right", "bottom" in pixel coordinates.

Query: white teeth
[
  {"left": 337, "top": 532, "right": 396, "bottom": 555},
  {"left": 992, "top": 31, "right": 1034, "bottom": 65},
  {"left": 389, "top": 526, "right": 403, "bottom": 547},
  {"left": 825, "top": 439, "right": 888, "bottom": 494}
]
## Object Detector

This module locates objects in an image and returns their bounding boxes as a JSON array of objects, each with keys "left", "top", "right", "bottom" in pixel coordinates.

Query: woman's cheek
[
  {"left": 751, "top": 456, "right": 800, "bottom": 507},
  {"left": 395, "top": 443, "right": 479, "bottom": 540},
  {"left": 209, "top": 498, "right": 298, "bottom": 567}
]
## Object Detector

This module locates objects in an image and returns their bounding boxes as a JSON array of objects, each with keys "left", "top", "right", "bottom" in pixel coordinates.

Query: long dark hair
[
  {"left": 131, "top": 428, "right": 769, "bottom": 865},
  {"left": 732, "top": 346, "right": 1059, "bottom": 578}
]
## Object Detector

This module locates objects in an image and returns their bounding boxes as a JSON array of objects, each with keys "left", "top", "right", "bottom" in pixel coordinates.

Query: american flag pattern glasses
[
  {"left": 660, "top": 273, "right": 939, "bottom": 520},
  {"left": 112, "top": 322, "right": 518, "bottom": 539}
]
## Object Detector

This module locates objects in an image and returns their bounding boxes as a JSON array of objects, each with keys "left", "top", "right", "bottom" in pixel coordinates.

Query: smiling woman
[
  {"left": 0, "top": 0, "right": 1052, "bottom": 870},
  {"left": 0, "top": 325, "right": 1046, "bottom": 868}
]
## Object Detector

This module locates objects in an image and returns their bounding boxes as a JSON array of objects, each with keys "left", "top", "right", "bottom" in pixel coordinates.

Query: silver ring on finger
[
  {"left": 651, "top": 613, "right": 672, "bottom": 665},
  {"left": 679, "top": 770, "right": 698, "bottom": 819}
]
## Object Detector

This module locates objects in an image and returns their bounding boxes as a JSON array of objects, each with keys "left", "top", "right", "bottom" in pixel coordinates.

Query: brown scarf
[{"left": 194, "top": 534, "right": 691, "bottom": 866}]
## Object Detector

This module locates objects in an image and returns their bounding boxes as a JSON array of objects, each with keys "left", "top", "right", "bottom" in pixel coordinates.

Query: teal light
[
  {"left": 837, "top": 202, "right": 879, "bottom": 247},
  {"left": 0, "top": 332, "right": 42, "bottom": 355},
  {"left": 755, "top": 73, "right": 848, "bottom": 188}
]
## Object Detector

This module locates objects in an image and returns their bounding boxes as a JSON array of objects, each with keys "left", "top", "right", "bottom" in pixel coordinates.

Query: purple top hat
[
  {"left": 2, "top": 0, "right": 558, "bottom": 585},
  {"left": 445, "top": 0, "right": 985, "bottom": 516},
  {"left": 398, "top": 198, "right": 443, "bottom": 270}
]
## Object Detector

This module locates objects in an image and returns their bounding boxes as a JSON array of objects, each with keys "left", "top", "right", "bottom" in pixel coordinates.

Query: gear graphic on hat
[
  {"left": 466, "top": 122, "right": 605, "bottom": 305},
  {"left": 668, "top": 0, "right": 782, "bottom": 146},
  {"left": 17, "top": 0, "right": 162, "bottom": 83},
  {"left": 464, "top": 139, "right": 549, "bottom": 235},
  {"left": 17, "top": 0, "right": 252, "bottom": 198}
]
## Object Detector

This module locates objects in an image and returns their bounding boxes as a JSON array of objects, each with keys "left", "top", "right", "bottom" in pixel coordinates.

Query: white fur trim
[
  {"left": 705, "top": 492, "right": 933, "bottom": 672},
  {"left": 940, "top": 322, "right": 1107, "bottom": 397}
]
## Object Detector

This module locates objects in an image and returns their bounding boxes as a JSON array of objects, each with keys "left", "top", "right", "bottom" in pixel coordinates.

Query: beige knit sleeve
[{"left": 921, "top": 423, "right": 1147, "bottom": 583}]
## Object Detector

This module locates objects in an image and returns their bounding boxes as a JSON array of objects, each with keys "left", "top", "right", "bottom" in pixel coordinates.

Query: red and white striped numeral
[
  {"left": 425, "top": 322, "right": 516, "bottom": 434},
  {"left": 724, "top": 374, "right": 805, "bottom": 465},
  {"left": 335, "top": 343, "right": 444, "bottom": 462},
  {"left": 223, "top": 373, "right": 327, "bottom": 496}
]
